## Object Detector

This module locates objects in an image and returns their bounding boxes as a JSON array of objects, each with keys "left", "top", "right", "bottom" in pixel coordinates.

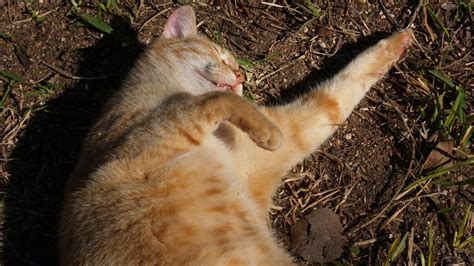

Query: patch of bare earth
[{"left": 0, "top": 1, "right": 472, "bottom": 265}]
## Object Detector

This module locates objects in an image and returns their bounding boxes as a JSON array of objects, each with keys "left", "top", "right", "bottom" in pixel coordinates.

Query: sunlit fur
[{"left": 59, "top": 6, "right": 412, "bottom": 265}]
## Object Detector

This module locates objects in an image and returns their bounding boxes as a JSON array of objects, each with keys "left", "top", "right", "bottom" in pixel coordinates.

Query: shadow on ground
[
  {"left": 274, "top": 31, "right": 392, "bottom": 104},
  {"left": 4, "top": 16, "right": 144, "bottom": 265}
]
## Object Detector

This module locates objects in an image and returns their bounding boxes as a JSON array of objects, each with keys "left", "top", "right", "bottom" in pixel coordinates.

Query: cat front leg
[
  {"left": 236, "top": 30, "right": 413, "bottom": 211},
  {"left": 193, "top": 91, "right": 282, "bottom": 151},
  {"left": 317, "top": 29, "right": 413, "bottom": 122}
]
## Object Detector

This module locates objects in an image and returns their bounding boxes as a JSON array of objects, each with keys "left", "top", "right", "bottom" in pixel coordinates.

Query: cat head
[{"left": 159, "top": 6, "right": 244, "bottom": 95}]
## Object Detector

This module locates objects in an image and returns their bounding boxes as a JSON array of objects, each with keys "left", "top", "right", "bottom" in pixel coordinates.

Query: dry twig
[
  {"left": 12, "top": 8, "right": 59, "bottom": 24},
  {"left": 378, "top": 0, "right": 398, "bottom": 26},
  {"left": 407, "top": 0, "right": 424, "bottom": 27},
  {"left": 422, "top": 0, "right": 436, "bottom": 41},
  {"left": 40, "top": 61, "right": 113, "bottom": 80},
  {"left": 139, "top": 7, "right": 172, "bottom": 33}
]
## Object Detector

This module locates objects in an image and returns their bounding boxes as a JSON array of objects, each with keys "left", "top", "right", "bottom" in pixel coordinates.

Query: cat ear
[{"left": 162, "top": 6, "right": 197, "bottom": 39}]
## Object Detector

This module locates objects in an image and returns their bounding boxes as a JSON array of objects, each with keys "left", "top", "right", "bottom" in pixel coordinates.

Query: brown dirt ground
[{"left": 0, "top": 1, "right": 472, "bottom": 265}]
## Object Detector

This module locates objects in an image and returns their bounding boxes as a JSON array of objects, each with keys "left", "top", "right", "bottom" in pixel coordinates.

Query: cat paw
[
  {"left": 248, "top": 123, "right": 282, "bottom": 151},
  {"left": 371, "top": 29, "right": 413, "bottom": 76}
]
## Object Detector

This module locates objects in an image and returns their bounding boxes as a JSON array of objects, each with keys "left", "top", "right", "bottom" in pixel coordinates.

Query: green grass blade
[
  {"left": 391, "top": 232, "right": 409, "bottom": 261},
  {"left": 403, "top": 158, "right": 474, "bottom": 192},
  {"left": 427, "top": 7, "right": 451, "bottom": 41},
  {"left": 457, "top": 236, "right": 474, "bottom": 249},
  {"left": 428, "top": 69, "right": 455, "bottom": 88},
  {"left": 78, "top": 13, "right": 113, "bottom": 34},
  {"left": 237, "top": 58, "right": 257, "bottom": 73},
  {"left": 0, "top": 81, "right": 14, "bottom": 108},
  {"left": 0, "top": 70, "right": 24, "bottom": 82},
  {"left": 442, "top": 85, "right": 467, "bottom": 133},
  {"left": 243, "top": 87, "right": 257, "bottom": 103},
  {"left": 384, "top": 238, "right": 399, "bottom": 266},
  {"left": 459, "top": 204, "right": 471, "bottom": 240},
  {"left": 0, "top": 31, "right": 13, "bottom": 41},
  {"left": 436, "top": 206, "right": 458, "bottom": 214},
  {"left": 428, "top": 221, "right": 434, "bottom": 266},
  {"left": 454, "top": 204, "right": 473, "bottom": 249},
  {"left": 305, "top": 0, "right": 322, "bottom": 18},
  {"left": 106, "top": 0, "right": 120, "bottom": 11}
]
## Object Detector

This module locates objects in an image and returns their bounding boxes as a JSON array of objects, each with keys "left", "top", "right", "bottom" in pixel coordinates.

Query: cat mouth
[
  {"left": 195, "top": 69, "right": 244, "bottom": 93},
  {"left": 215, "top": 71, "right": 244, "bottom": 92},
  {"left": 216, "top": 83, "right": 239, "bottom": 92}
]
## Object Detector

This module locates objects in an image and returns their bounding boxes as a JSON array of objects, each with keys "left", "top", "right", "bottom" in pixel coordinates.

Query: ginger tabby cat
[{"left": 59, "top": 6, "right": 413, "bottom": 265}]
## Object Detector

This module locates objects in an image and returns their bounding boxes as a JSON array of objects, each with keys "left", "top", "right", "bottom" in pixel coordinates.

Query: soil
[{"left": 0, "top": 0, "right": 472, "bottom": 265}]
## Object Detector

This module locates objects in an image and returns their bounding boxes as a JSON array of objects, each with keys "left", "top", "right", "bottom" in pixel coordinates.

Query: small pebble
[{"left": 344, "top": 133, "right": 352, "bottom": 140}]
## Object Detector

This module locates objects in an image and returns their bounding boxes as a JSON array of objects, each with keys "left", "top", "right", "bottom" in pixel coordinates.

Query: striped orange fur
[{"left": 59, "top": 6, "right": 413, "bottom": 265}]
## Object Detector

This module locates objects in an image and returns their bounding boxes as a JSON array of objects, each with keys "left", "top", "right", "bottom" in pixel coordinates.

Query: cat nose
[{"left": 234, "top": 70, "right": 245, "bottom": 83}]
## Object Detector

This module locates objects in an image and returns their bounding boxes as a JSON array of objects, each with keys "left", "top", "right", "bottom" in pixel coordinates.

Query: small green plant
[
  {"left": 98, "top": 0, "right": 121, "bottom": 15},
  {"left": 402, "top": 157, "right": 474, "bottom": 193},
  {"left": 384, "top": 232, "right": 409, "bottom": 265},
  {"left": 26, "top": 82, "right": 64, "bottom": 97},
  {"left": 453, "top": 0, "right": 474, "bottom": 23},
  {"left": 242, "top": 88, "right": 257, "bottom": 103},
  {"left": 70, "top": 0, "right": 83, "bottom": 12},
  {"left": 213, "top": 30, "right": 222, "bottom": 45},
  {"left": 237, "top": 58, "right": 258, "bottom": 72},
  {"left": 30, "top": 10, "right": 47, "bottom": 23},
  {"left": 427, "top": 6, "right": 451, "bottom": 41},
  {"left": 0, "top": 70, "right": 23, "bottom": 108},
  {"left": 427, "top": 220, "right": 434, "bottom": 266},
  {"left": 422, "top": 69, "right": 470, "bottom": 143},
  {"left": 237, "top": 52, "right": 281, "bottom": 72},
  {"left": 305, "top": 0, "right": 322, "bottom": 18},
  {"left": 79, "top": 13, "right": 113, "bottom": 34},
  {"left": 237, "top": 52, "right": 282, "bottom": 102},
  {"left": 0, "top": 31, "right": 13, "bottom": 42},
  {"left": 453, "top": 204, "right": 473, "bottom": 250},
  {"left": 349, "top": 244, "right": 360, "bottom": 257},
  {"left": 69, "top": 0, "right": 114, "bottom": 34}
]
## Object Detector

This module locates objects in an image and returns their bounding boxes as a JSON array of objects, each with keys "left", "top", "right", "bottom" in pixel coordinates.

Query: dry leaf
[{"left": 423, "top": 139, "right": 454, "bottom": 171}]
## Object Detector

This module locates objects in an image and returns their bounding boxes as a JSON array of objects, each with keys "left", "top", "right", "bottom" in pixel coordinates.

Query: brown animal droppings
[{"left": 291, "top": 208, "right": 345, "bottom": 263}]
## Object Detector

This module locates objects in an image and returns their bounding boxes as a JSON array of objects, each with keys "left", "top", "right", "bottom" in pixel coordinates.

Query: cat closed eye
[{"left": 205, "top": 63, "right": 216, "bottom": 73}]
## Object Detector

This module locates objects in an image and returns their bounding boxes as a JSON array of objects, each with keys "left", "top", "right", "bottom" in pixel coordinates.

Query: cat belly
[{"left": 60, "top": 134, "right": 292, "bottom": 265}]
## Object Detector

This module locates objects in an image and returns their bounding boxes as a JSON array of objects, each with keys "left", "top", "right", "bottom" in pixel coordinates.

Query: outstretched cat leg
[{"left": 234, "top": 29, "right": 413, "bottom": 210}]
